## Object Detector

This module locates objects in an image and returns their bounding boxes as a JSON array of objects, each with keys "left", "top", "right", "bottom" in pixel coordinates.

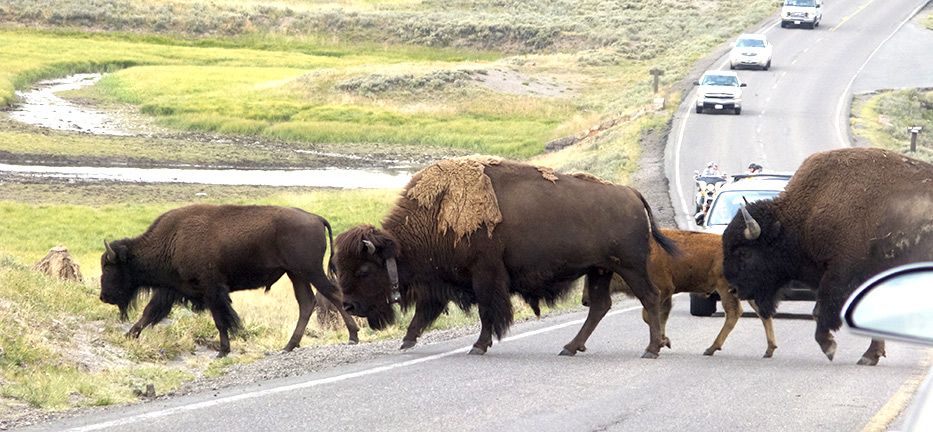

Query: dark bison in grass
[
  {"left": 334, "top": 157, "right": 678, "bottom": 357},
  {"left": 723, "top": 148, "right": 933, "bottom": 365},
  {"left": 100, "top": 204, "right": 360, "bottom": 357},
  {"left": 594, "top": 229, "right": 777, "bottom": 358}
]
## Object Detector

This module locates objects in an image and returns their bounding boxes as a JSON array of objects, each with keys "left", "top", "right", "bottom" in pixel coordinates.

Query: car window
[
  {"left": 785, "top": 0, "right": 816, "bottom": 6},
  {"left": 706, "top": 190, "right": 781, "bottom": 225},
  {"left": 736, "top": 38, "right": 766, "bottom": 48},
  {"left": 700, "top": 75, "right": 739, "bottom": 86}
]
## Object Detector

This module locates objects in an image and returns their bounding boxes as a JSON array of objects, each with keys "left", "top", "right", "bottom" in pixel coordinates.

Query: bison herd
[{"left": 99, "top": 148, "right": 933, "bottom": 366}]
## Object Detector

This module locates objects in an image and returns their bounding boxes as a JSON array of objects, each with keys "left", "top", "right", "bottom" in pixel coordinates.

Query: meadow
[
  {"left": 851, "top": 88, "right": 933, "bottom": 164},
  {"left": 0, "top": 0, "right": 782, "bottom": 415}
]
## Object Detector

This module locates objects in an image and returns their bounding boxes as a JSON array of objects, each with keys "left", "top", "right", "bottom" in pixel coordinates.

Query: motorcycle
[{"left": 693, "top": 171, "right": 727, "bottom": 226}]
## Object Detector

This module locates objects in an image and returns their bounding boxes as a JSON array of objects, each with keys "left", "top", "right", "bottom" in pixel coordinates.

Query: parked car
[
  {"left": 691, "top": 172, "right": 815, "bottom": 316},
  {"left": 781, "top": 0, "right": 822, "bottom": 29},
  {"left": 842, "top": 263, "right": 933, "bottom": 431},
  {"left": 730, "top": 33, "right": 773, "bottom": 70},
  {"left": 694, "top": 70, "right": 747, "bottom": 115}
]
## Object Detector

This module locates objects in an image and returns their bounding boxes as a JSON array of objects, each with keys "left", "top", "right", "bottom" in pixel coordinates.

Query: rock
[
  {"left": 544, "top": 136, "right": 578, "bottom": 152},
  {"left": 32, "top": 246, "right": 83, "bottom": 282}
]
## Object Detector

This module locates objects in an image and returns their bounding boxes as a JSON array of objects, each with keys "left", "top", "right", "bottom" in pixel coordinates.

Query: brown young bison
[
  {"left": 722, "top": 148, "right": 933, "bottom": 365},
  {"left": 100, "top": 204, "right": 359, "bottom": 357},
  {"left": 334, "top": 158, "right": 678, "bottom": 357},
  {"left": 589, "top": 229, "right": 777, "bottom": 358}
]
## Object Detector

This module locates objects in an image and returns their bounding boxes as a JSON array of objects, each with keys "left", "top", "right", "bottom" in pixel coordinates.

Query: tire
[
  {"left": 808, "top": 22, "right": 815, "bottom": 29},
  {"left": 729, "top": 63, "right": 735, "bottom": 70},
  {"left": 734, "top": 107, "right": 742, "bottom": 115},
  {"left": 780, "top": 21, "right": 787, "bottom": 28},
  {"left": 696, "top": 106, "right": 702, "bottom": 114},
  {"left": 763, "top": 60, "right": 771, "bottom": 71},
  {"left": 690, "top": 293, "right": 717, "bottom": 317}
]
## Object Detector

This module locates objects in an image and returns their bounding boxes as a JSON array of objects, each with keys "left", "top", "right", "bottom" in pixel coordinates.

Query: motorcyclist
[
  {"left": 746, "top": 163, "right": 763, "bottom": 174},
  {"left": 700, "top": 161, "right": 725, "bottom": 178}
]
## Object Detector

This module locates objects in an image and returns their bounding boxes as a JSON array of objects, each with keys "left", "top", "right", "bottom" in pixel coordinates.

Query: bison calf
[
  {"left": 586, "top": 229, "right": 777, "bottom": 357},
  {"left": 100, "top": 204, "right": 359, "bottom": 357}
]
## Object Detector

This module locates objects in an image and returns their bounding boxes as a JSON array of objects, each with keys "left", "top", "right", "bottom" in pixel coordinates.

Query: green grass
[{"left": 851, "top": 89, "right": 933, "bottom": 164}]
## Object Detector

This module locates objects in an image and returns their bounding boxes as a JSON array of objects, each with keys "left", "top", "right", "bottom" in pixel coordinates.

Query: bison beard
[
  {"left": 335, "top": 158, "right": 678, "bottom": 357},
  {"left": 722, "top": 148, "right": 933, "bottom": 366},
  {"left": 100, "top": 205, "right": 360, "bottom": 357}
]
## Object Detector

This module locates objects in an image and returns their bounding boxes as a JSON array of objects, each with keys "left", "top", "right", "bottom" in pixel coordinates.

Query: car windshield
[
  {"left": 736, "top": 38, "right": 766, "bottom": 48},
  {"left": 700, "top": 74, "right": 739, "bottom": 86},
  {"left": 706, "top": 190, "right": 782, "bottom": 225},
  {"left": 785, "top": 0, "right": 816, "bottom": 6}
]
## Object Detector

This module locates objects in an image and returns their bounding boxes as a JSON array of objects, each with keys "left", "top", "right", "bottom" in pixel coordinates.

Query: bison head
[
  {"left": 333, "top": 225, "right": 401, "bottom": 331},
  {"left": 100, "top": 240, "right": 140, "bottom": 320},
  {"left": 721, "top": 201, "right": 799, "bottom": 318}
]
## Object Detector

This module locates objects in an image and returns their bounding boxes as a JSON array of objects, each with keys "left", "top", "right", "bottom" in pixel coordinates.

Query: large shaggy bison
[
  {"left": 100, "top": 204, "right": 359, "bottom": 357},
  {"left": 334, "top": 157, "right": 678, "bottom": 357},
  {"left": 722, "top": 148, "right": 933, "bottom": 365},
  {"left": 596, "top": 229, "right": 777, "bottom": 358}
]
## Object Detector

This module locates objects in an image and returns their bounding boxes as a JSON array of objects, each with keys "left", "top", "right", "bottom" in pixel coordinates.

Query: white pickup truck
[{"left": 781, "top": 0, "right": 823, "bottom": 29}]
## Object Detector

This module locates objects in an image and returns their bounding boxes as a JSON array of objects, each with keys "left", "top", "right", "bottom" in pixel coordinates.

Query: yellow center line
[
  {"left": 832, "top": 0, "right": 877, "bottom": 32},
  {"left": 861, "top": 350, "right": 933, "bottom": 432}
]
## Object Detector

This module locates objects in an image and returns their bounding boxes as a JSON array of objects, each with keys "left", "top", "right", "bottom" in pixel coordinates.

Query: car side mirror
[
  {"left": 740, "top": 83, "right": 747, "bottom": 87},
  {"left": 693, "top": 81, "right": 700, "bottom": 86},
  {"left": 841, "top": 263, "right": 933, "bottom": 345}
]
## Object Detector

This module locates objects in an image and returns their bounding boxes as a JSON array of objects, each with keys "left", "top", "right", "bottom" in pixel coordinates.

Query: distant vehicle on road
[
  {"left": 694, "top": 70, "right": 746, "bottom": 115},
  {"left": 781, "top": 0, "right": 822, "bottom": 29},
  {"left": 730, "top": 33, "right": 773, "bottom": 70}
]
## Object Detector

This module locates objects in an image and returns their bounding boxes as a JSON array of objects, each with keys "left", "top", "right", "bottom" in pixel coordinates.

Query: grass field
[
  {"left": 851, "top": 88, "right": 933, "bottom": 164},
  {"left": 0, "top": 0, "right": 782, "bottom": 415}
]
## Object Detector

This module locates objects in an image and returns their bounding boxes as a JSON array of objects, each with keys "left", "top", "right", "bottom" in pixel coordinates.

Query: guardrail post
[{"left": 908, "top": 126, "right": 922, "bottom": 153}]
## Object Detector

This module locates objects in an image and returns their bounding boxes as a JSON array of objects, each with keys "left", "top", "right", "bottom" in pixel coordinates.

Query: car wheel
[
  {"left": 734, "top": 107, "right": 741, "bottom": 115},
  {"left": 780, "top": 21, "right": 787, "bottom": 28},
  {"left": 696, "top": 106, "right": 702, "bottom": 114},
  {"left": 690, "top": 293, "right": 717, "bottom": 317},
  {"left": 729, "top": 63, "right": 735, "bottom": 70},
  {"left": 808, "top": 22, "right": 816, "bottom": 29},
  {"left": 764, "top": 60, "right": 771, "bottom": 71}
]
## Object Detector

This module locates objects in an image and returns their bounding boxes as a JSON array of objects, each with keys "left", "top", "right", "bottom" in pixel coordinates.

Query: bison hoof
[
  {"left": 641, "top": 351, "right": 659, "bottom": 359},
  {"left": 663, "top": 338, "right": 672, "bottom": 349},
  {"left": 347, "top": 339, "right": 359, "bottom": 346},
  {"left": 468, "top": 347, "right": 487, "bottom": 355},
  {"left": 559, "top": 348, "right": 577, "bottom": 356},
  {"left": 763, "top": 348, "right": 776, "bottom": 358},
  {"left": 819, "top": 340, "right": 837, "bottom": 361},
  {"left": 215, "top": 351, "right": 230, "bottom": 359},
  {"left": 399, "top": 340, "right": 417, "bottom": 350},
  {"left": 703, "top": 347, "right": 719, "bottom": 356},
  {"left": 857, "top": 356, "right": 880, "bottom": 366}
]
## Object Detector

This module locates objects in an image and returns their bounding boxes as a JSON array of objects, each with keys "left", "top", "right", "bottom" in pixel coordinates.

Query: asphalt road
[
  {"left": 18, "top": 1, "right": 933, "bottom": 431},
  {"left": 25, "top": 296, "right": 930, "bottom": 432},
  {"left": 666, "top": 0, "right": 933, "bottom": 228}
]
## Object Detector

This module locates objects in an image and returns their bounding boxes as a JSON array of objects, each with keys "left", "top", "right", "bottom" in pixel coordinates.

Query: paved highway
[{"left": 19, "top": 1, "right": 933, "bottom": 431}]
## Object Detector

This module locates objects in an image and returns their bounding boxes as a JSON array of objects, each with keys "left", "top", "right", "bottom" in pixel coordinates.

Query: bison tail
[
  {"left": 636, "top": 191, "right": 680, "bottom": 257},
  {"left": 320, "top": 215, "right": 337, "bottom": 281}
]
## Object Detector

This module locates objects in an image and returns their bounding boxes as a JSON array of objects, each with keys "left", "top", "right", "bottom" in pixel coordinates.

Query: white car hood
[
  {"left": 698, "top": 85, "right": 741, "bottom": 97},
  {"left": 783, "top": 6, "right": 817, "bottom": 14}
]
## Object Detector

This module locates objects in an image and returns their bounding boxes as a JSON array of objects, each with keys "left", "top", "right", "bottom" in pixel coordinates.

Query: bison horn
[
  {"left": 103, "top": 240, "right": 117, "bottom": 262},
  {"left": 740, "top": 206, "right": 761, "bottom": 240},
  {"left": 362, "top": 240, "right": 376, "bottom": 255}
]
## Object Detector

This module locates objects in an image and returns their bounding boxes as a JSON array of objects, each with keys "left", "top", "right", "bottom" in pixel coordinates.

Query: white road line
[
  {"left": 833, "top": 0, "right": 929, "bottom": 148},
  {"left": 64, "top": 304, "right": 647, "bottom": 432}
]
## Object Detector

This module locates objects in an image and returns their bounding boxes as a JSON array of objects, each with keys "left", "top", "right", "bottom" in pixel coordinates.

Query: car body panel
[{"left": 730, "top": 33, "right": 773, "bottom": 70}]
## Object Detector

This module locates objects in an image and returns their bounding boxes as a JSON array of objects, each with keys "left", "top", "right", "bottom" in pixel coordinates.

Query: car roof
[
  {"left": 731, "top": 172, "right": 793, "bottom": 182},
  {"left": 718, "top": 176, "right": 790, "bottom": 192},
  {"left": 701, "top": 70, "right": 739, "bottom": 78}
]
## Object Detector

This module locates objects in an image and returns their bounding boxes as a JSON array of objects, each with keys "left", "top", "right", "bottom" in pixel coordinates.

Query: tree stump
[{"left": 32, "top": 246, "right": 83, "bottom": 282}]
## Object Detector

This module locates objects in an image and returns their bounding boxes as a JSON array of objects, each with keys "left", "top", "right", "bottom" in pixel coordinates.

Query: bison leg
[
  {"left": 401, "top": 299, "right": 446, "bottom": 350},
  {"left": 284, "top": 274, "right": 319, "bottom": 352},
  {"left": 469, "top": 261, "right": 512, "bottom": 355},
  {"left": 127, "top": 289, "right": 177, "bottom": 338},
  {"left": 308, "top": 272, "right": 360, "bottom": 345},
  {"left": 561, "top": 270, "right": 612, "bottom": 356},
  {"left": 616, "top": 267, "right": 663, "bottom": 359},
  {"left": 858, "top": 339, "right": 886, "bottom": 366},
  {"left": 813, "top": 272, "right": 852, "bottom": 362},
  {"left": 704, "top": 288, "right": 742, "bottom": 356},
  {"left": 207, "top": 287, "right": 240, "bottom": 358},
  {"left": 747, "top": 300, "right": 778, "bottom": 358},
  {"left": 642, "top": 297, "right": 672, "bottom": 349}
]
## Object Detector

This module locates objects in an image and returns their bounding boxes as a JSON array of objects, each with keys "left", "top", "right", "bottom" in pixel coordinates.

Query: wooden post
[
  {"left": 649, "top": 68, "right": 664, "bottom": 94},
  {"left": 908, "top": 126, "right": 922, "bottom": 152}
]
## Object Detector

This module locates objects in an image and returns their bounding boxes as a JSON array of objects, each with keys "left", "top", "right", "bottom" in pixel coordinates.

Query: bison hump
[{"left": 406, "top": 157, "right": 504, "bottom": 242}]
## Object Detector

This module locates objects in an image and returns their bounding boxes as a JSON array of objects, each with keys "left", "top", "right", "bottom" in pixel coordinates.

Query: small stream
[{"left": 4, "top": 74, "right": 416, "bottom": 188}]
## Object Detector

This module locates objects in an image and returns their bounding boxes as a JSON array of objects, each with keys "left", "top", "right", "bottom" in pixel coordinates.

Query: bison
[
  {"left": 722, "top": 148, "right": 933, "bottom": 365},
  {"left": 590, "top": 229, "right": 777, "bottom": 357},
  {"left": 100, "top": 204, "right": 360, "bottom": 357},
  {"left": 333, "top": 157, "right": 678, "bottom": 357}
]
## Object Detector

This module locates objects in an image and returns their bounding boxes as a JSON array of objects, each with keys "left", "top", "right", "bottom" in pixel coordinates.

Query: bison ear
[{"left": 378, "top": 237, "right": 400, "bottom": 261}]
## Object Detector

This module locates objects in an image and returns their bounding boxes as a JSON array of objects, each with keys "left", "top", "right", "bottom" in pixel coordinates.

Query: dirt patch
[
  {"left": 631, "top": 120, "right": 677, "bottom": 228},
  {"left": 472, "top": 69, "right": 570, "bottom": 98}
]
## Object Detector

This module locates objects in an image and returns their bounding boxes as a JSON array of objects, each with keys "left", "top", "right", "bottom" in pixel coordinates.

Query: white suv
[
  {"left": 694, "top": 70, "right": 746, "bottom": 115},
  {"left": 698, "top": 173, "right": 791, "bottom": 234},
  {"left": 781, "top": 0, "right": 822, "bottom": 29}
]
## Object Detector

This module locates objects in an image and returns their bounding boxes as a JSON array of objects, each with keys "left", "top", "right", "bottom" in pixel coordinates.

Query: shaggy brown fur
[
  {"left": 33, "top": 246, "right": 83, "bottom": 282},
  {"left": 335, "top": 158, "right": 678, "bottom": 357},
  {"left": 571, "top": 172, "right": 613, "bottom": 185},
  {"left": 596, "top": 230, "right": 777, "bottom": 358},
  {"left": 100, "top": 204, "right": 359, "bottom": 357},
  {"left": 723, "top": 148, "right": 933, "bottom": 365}
]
